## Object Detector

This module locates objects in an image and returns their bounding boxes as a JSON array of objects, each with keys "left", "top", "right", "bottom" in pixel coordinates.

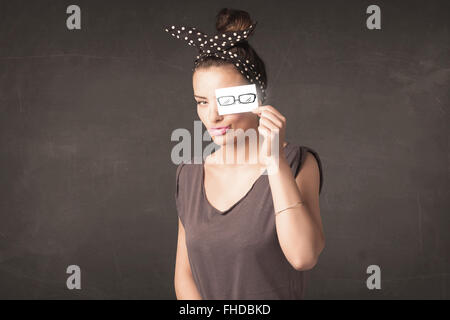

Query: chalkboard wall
[{"left": 0, "top": 0, "right": 449, "bottom": 299}]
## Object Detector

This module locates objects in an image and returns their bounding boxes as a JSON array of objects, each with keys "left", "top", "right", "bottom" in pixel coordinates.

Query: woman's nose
[{"left": 207, "top": 100, "right": 223, "bottom": 122}]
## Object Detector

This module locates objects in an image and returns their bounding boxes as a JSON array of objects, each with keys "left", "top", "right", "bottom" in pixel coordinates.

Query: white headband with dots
[{"left": 164, "top": 21, "right": 266, "bottom": 103}]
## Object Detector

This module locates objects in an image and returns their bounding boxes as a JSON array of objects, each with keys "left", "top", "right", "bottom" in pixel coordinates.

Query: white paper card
[{"left": 215, "top": 84, "right": 259, "bottom": 115}]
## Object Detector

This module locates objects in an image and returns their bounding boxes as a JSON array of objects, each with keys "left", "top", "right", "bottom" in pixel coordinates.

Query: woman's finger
[
  {"left": 259, "top": 117, "right": 279, "bottom": 131},
  {"left": 253, "top": 105, "right": 286, "bottom": 123},
  {"left": 263, "top": 105, "right": 286, "bottom": 122},
  {"left": 257, "top": 123, "right": 270, "bottom": 136},
  {"left": 260, "top": 110, "right": 283, "bottom": 128}
]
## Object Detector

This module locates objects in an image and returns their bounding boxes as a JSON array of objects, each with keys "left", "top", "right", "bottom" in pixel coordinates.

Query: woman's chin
[
  {"left": 211, "top": 133, "right": 233, "bottom": 146},
  {"left": 211, "top": 135, "right": 226, "bottom": 145}
]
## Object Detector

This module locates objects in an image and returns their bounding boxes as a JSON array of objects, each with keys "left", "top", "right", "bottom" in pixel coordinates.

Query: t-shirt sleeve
[
  {"left": 175, "top": 163, "right": 186, "bottom": 227},
  {"left": 293, "top": 146, "right": 324, "bottom": 195}
]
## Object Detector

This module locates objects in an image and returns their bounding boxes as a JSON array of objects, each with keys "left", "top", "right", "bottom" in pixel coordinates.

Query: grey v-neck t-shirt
[{"left": 175, "top": 142, "right": 323, "bottom": 299}]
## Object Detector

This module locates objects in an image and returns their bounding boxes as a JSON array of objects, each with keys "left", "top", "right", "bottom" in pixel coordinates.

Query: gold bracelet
[{"left": 274, "top": 201, "right": 304, "bottom": 216}]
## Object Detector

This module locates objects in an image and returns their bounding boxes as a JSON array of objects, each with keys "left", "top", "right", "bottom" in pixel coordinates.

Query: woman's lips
[{"left": 209, "top": 125, "right": 230, "bottom": 136}]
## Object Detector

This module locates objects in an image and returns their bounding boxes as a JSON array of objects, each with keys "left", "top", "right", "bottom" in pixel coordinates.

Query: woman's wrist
[{"left": 265, "top": 152, "right": 288, "bottom": 175}]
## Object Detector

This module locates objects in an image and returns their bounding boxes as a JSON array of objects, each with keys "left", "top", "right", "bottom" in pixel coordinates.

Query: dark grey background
[{"left": 0, "top": 0, "right": 448, "bottom": 299}]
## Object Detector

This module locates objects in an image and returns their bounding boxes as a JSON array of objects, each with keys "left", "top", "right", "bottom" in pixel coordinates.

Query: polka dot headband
[{"left": 164, "top": 21, "right": 267, "bottom": 103}]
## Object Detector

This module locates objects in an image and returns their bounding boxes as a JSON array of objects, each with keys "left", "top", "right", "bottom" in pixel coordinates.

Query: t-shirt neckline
[{"left": 201, "top": 142, "right": 291, "bottom": 215}]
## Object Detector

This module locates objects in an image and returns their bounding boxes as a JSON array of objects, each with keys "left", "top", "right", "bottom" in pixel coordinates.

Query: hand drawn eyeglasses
[{"left": 216, "top": 93, "right": 257, "bottom": 106}]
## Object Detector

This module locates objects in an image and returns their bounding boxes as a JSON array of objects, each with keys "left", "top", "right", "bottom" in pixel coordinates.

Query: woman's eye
[{"left": 196, "top": 101, "right": 207, "bottom": 105}]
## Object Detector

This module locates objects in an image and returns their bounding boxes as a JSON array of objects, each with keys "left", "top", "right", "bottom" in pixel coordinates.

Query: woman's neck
[{"left": 211, "top": 134, "right": 287, "bottom": 166}]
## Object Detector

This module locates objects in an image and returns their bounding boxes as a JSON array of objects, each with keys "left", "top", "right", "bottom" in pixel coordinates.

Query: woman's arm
[
  {"left": 174, "top": 218, "right": 203, "bottom": 299},
  {"left": 269, "top": 151, "right": 325, "bottom": 271},
  {"left": 251, "top": 105, "right": 325, "bottom": 271}
]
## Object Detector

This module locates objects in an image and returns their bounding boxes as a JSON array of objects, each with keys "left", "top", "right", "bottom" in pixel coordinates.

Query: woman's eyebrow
[{"left": 194, "top": 94, "right": 208, "bottom": 99}]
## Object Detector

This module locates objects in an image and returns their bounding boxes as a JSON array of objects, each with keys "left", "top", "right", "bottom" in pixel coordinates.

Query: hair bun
[{"left": 215, "top": 8, "right": 253, "bottom": 33}]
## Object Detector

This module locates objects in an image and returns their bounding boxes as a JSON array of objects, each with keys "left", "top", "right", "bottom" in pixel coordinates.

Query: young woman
[{"left": 169, "top": 8, "right": 325, "bottom": 300}]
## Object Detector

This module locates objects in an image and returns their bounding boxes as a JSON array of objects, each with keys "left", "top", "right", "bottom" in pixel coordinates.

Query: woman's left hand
[{"left": 251, "top": 105, "right": 287, "bottom": 168}]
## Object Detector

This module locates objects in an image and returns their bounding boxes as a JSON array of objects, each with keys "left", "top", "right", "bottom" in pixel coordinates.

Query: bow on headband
[{"left": 164, "top": 21, "right": 266, "bottom": 103}]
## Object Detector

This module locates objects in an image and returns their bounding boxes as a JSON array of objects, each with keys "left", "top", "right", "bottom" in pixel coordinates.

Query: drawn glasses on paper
[{"left": 215, "top": 84, "right": 259, "bottom": 115}]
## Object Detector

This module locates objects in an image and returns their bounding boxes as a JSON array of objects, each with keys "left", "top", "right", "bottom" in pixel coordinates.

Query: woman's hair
[{"left": 194, "top": 8, "right": 268, "bottom": 103}]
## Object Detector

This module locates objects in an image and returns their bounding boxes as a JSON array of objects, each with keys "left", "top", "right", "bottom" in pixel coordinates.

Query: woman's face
[{"left": 193, "top": 65, "right": 260, "bottom": 146}]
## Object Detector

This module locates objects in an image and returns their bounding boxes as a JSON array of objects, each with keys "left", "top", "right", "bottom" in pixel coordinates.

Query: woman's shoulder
[
  {"left": 285, "top": 141, "right": 324, "bottom": 194},
  {"left": 175, "top": 161, "right": 194, "bottom": 179},
  {"left": 175, "top": 159, "right": 202, "bottom": 185},
  {"left": 284, "top": 141, "right": 321, "bottom": 161},
  {"left": 283, "top": 141, "right": 304, "bottom": 161}
]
